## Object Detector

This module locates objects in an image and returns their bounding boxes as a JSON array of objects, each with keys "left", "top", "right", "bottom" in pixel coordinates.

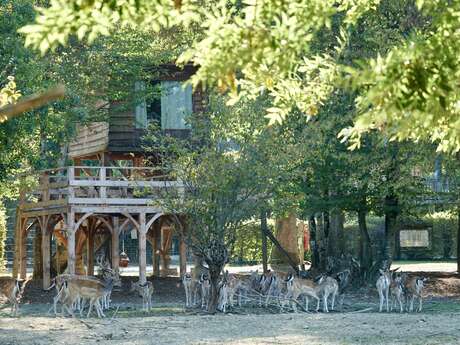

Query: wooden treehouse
[{"left": 12, "top": 65, "right": 206, "bottom": 289}]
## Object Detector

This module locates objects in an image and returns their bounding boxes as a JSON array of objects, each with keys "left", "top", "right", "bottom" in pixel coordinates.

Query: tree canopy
[{"left": 17, "top": 0, "right": 460, "bottom": 153}]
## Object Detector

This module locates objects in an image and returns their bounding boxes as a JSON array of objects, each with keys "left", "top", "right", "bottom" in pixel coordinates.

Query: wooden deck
[{"left": 19, "top": 166, "right": 182, "bottom": 216}]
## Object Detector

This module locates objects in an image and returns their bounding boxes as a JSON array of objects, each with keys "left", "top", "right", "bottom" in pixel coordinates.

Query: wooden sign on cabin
[{"left": 68, "top": 64, "right": 206, "bottom": 165}]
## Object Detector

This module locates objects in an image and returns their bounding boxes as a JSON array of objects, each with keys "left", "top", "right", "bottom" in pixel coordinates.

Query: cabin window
[
  {"left": 399, "top": 229, "right": 430, "bottom": 248},
  {"left": 142, "top": 81, "right": 193, "bottom": 130}
]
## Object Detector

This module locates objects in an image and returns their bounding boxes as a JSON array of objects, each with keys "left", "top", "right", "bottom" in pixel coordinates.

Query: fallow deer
[
  {"left": 376, "top": 269, "right": 391, "bottom": 312},
  {"left": 130, "top": 280, "right": 154, "bottom": 311},
  {"left": 0, "top": 277, "right": 28, "bottom": 316},
  {"left": 405, "top": 276, "right": 427, "bottom": 312}
]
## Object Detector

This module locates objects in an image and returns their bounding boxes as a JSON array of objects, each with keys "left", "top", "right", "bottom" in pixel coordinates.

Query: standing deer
[
  {"left": 130, "top": 280, "right": 154, "bottom": 311},
  {"left": 405, "top": 276, "right": 427, "bottom": 312},
  {"left": 376, "top": 269, "right": 391, "bottom": 312},
  {"left": 0, "top": 277, "right": 29, "bottom": 316}
]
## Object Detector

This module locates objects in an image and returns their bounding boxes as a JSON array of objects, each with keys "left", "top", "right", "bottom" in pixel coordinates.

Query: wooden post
[
  {"left": 260, "top": 210, "right": 268, "bottom": 273},
  {"left": 152, "top": 221, "right": 161, "bottom": 277},
  {"left": 42, "top": 225, "right": 51, "bottom": 289},
  {"left": 179, "top": 228, "right": 187, "bottom": 277},
  {"left": 139, "top": 213, "right": 147, "bottom": 284},
  {"left": 20, "top": 218, "right": 27, "bottom": 279},
  {"left": 100, "top": 167, "right": 107, "bottom": 199},
  {"left": 67, "top": 211, "right": 76, "bottom": 274},
  {"left": 111, "top": 217, "right": 120, "bottom": 270},
  {"left": 12, "top": 208, "right": 21, "bottom": 278},
  {"left": 87, "top": 225, "right": 95, "bottom": 276}
]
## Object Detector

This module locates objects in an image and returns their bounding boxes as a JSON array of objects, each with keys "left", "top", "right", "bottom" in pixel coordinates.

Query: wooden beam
[
  {"left": 67, "top": 211, "right": 76, "bottom": 274},
  {"left": 139, "top": 212, "right": 147, "bottom": 284},
  {"left": 0, "top": 84, "right": 65, "bottom": 122},
  {"left": 42, "top": 229, "right": 51, "bottom": 289},
  {"left": 112, "top": 217, "right": 120, "bottom": 270}
]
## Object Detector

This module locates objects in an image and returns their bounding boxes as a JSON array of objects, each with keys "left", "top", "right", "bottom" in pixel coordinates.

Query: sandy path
[{"left": 1, "top": 309, "right": 460, "bottom": 345}]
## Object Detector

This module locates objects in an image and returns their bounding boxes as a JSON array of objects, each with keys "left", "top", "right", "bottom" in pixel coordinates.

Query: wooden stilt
[
  {"left": 42, "top": 225, "right": 51, "bottom": 289},
  {"left": 20, "top": 218, "right": 27, "bottom": 279},
  {"left": 112, "top": 217, "right": 120, "bottom": 270},
  {"left": 139, "top": 212, "right": 147, "bottom": 284},
  {"left": 179, "top": 233, "right": 187, "bottom": 277},
  {"left": 12, "top": 208, "right": 21, "bottom": 278},
  {"left": 67, "top": 211, "right": 76, "bottom": 274},
  {"left": 152, "top": 221, "right": 160, "bottom": 277},
  {"left": 87, "top": 223, "right": 95, "bottom": 276}
]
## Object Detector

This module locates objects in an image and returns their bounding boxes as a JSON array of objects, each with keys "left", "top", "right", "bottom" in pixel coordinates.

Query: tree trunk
[
  {"left": 271, "top": 213, "right": 301, "bottom": 267},
  {"left": 328, "top": 208, "right": 345, "bottom": 262},
  {"left": 208, "top": 264, "right": 222, "bottom": 313},
  {"left": 382, "top": 195, "right": 398, "bottom": 269},
  {"left": 260, "top": 210, "right": 268, "bottom": 273},
  {"left": 358, "top": 209, "right": 372, "bottom": 275},
  {"left": 308, "top": 215, "right": 320, "bottom": 270}
]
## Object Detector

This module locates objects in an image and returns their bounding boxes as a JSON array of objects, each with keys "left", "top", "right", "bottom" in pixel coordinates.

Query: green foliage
[
  {"left": 231, "top": 222, "right": 274, "bottom": 264},
  {"left": 0, "top": 202, "right": 6, "bottom": 271}
]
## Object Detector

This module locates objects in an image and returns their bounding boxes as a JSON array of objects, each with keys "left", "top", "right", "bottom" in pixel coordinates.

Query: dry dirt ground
[{"left": 1, "top": 268, "right": 460, "bottom": 345}]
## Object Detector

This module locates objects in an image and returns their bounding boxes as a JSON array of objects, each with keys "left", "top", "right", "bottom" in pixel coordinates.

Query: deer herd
[{"left": 0, "top": 263, "right": 429, "bottom": 318}]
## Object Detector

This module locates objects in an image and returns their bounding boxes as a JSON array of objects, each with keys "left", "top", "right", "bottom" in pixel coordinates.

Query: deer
[
  {"left": 258, "top": 270, "right": 282, "bottom": 307},
  {"left": 280, "top": 274, "right": 320, "bottom": 312},
  {"left": 65, "top": 277, "right": 114, "bottom": 318},
  {"left": 390, "top": 272, "right": 404, "bottom": 313},
  {"left": 376, "top": 268, "right": 391, "bottom": 312},
  {"left": 217, "top": 274, "right": 229, "bottom": 313},
  {"left": 49, "top": 274, "right": 114, "bottom": 316},
  {"left": 198, "top": 273, "right": 211, "bottom": 309},
  {"left": 0, "top": 277, "right": 29, "bottom": 316},
  {"left": 182, "top": 272, "right": 195, "bottom": 307},
  {"left": 404, "top": 276, "right": 427, "bottom": 312},
  {"left": 316, "top": 274, "right": 339, "bottom": 312},
  {"left": 334, "top": 269, "right": 351, "bottom": 311},
  {"left": 130, "top": 280, "right": 154, "bottom": 311}
]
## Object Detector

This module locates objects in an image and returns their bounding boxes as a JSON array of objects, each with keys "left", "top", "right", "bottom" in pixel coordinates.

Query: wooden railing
[{"left": 20, "top": 166, "right": 182, "bottom": 211}]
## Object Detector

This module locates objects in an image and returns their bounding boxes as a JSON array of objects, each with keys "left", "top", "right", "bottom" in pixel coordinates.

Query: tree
[{"left": 19, "top": 0, "right": 460, "bottom": 152}]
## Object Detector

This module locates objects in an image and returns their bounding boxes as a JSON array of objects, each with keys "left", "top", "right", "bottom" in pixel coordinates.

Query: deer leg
[
  {"left": 385, "top": 288, "right": 389, "bottom": 312},
  {"left": 331, "top": 292, "right": 336, "bottom": 311},
  {"left": 399, "top": 295, "right": 403, "bottom": 313},
  {"left": 378, "top": 290, "right": 384, "bottom": 312},
  {"left": 323, "top": 294, "right": 329, "bottom": 313},
  {"left": 418, "top": 297, "right": 422, "bottom": 312}
]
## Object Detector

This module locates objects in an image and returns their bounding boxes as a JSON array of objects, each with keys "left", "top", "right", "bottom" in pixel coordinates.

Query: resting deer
[
  {"left": 405, "top": 276, "right": 427, "bottom": 312},
  {"left": 376, "top": 269, "right": 391, "bottom": 312},
  {"left": 0, "top": 277, "right": 28, "bottom": 316},
  {"left": 130, "top": 280, "right": 154, "bottom": 311}
]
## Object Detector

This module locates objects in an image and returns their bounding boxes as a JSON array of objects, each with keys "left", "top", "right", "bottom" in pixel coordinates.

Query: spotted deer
[
  {"left": 0, "top": 277, "right": 28, "bottom": 316},
  {"left": 390, "top": 273, "right": 404, "bottom": 313},
  {"left": 376, "top": 269, "right": 391, "bottom": 312},
  {"left": 130, "top": 280, "right": 154, "bottom": 311},
  {"left": 405, "top": 276, "right": 427, "bottom": 312},
  {"left": 182, "top": 272, "right": 195, "bottom": 307},
  {"left": 198, "top": 273, "right": 211, "bottom": 309},
  {"left": 280, "top": 274, "right": 320, "bottom": 312},
  {"left": 316, "top": 274, "right": 339, "bottom": 312}
]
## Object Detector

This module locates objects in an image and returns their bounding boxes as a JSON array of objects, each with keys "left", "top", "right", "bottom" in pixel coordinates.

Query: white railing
[{"left": 20, "top": 166, "right": 182, "bottom": 210}]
